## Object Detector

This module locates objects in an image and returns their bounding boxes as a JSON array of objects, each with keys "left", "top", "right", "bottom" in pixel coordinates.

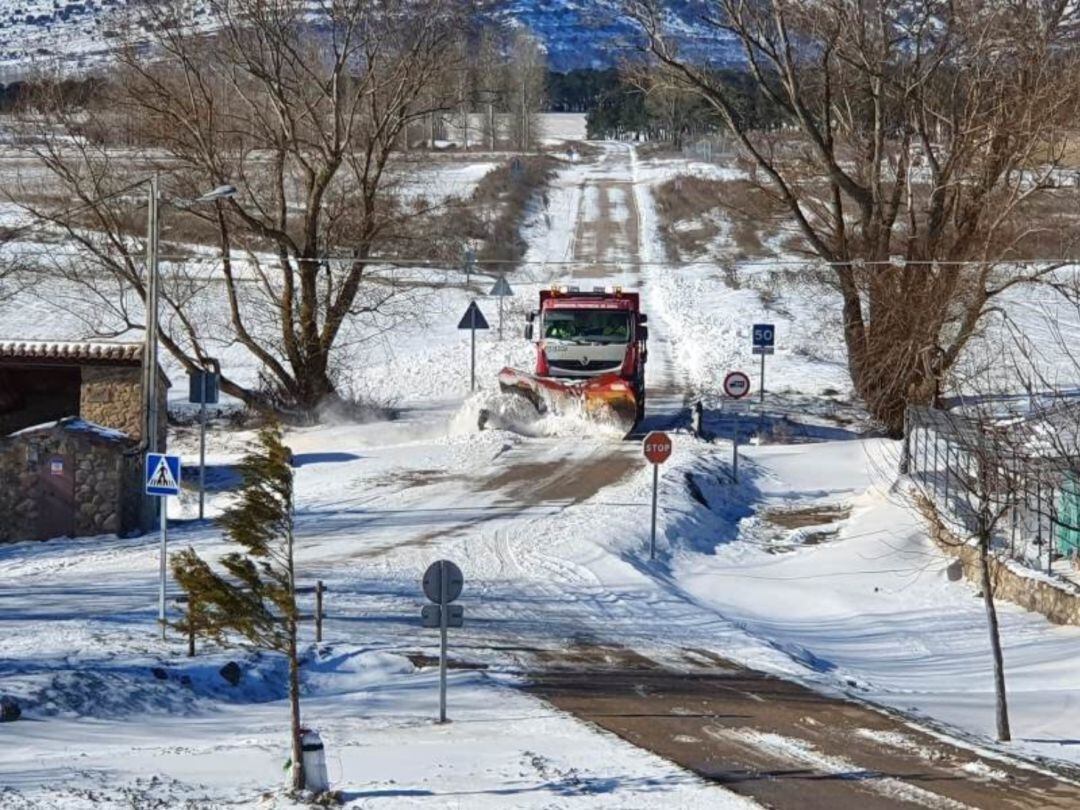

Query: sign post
[
  {"left": 146, "top": 452, "right": 182, "bottom": 639},
  {"left": 421, "top": 560, "right": 465, "bottom": 723},
  {"left": 642, "top": 431, "right": 673, "bottom": 560},
  {"left": 723, "top": 371, "right": 751, "bottom": 483},
  {"left": 751, "top": 323, "right": 775, "bottom": 404},
  {"left": 463, "top": 247, "right": 476, "bottom": 287},
  {"left": 457, "top": 301, "right": 490, "bottom": 392},
  {"left": 489, "top": 275, "right": 514, "bottom": 341},
  {"left": 188, "top": 362, "right": 219, "bottom": 520}
]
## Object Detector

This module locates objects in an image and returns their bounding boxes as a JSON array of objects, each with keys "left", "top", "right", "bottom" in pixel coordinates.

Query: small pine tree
[{"left": 171, "top": 424, "right": 305, "bottom": 792}]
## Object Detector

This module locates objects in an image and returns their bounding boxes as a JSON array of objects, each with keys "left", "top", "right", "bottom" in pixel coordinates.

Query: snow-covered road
[{"left": 5, "top": 142, "right": 1080, "bottom": 808}]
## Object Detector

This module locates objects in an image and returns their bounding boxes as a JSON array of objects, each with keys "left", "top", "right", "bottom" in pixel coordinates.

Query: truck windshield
[{"left": 543, "top": 310, "right": 630, "bottom": 344}]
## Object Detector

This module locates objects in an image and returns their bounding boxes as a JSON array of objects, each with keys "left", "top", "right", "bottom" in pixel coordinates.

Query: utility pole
[{"left": 144, "top": 174, "right": 160, "bottom": 456}]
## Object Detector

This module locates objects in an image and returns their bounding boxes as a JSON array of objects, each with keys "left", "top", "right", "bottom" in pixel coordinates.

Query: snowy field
[{"left": 3, "top": 142, "right": 1080, "bottom": 806}]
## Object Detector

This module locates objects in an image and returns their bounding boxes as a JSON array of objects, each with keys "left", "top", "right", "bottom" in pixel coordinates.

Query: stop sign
[{"left": 642, "top": 431, "right": 672, "bottom": 465}]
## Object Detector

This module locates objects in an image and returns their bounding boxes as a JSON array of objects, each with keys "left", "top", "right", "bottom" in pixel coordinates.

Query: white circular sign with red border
[{"left": 723, "top": 371, "right": 751, "bottom": 399}]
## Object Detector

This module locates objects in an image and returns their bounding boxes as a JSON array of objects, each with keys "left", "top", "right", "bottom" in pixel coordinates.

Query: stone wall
[
  {"left": 80, "top": 366, "right": 167, "bottom": 449},
  {"left": 921, "top": 498, "right": 1080, "bottom": 626},
  {"left": 0, "top": 443, "right": 34, "bottom": 541},
  {"left": 73, "top": 442, "right": 123, "bottom": 536},
  {"left": 80, "top": 366, "right": 142, "bottom": 439}
]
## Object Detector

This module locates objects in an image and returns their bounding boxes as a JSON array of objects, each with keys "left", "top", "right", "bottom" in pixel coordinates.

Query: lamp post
[{"left": 143, "top": 180, "right": 237, "bottom": 454}]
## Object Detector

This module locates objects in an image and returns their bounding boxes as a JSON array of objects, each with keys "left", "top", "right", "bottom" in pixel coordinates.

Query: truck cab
[{"left": 525, "top": 286, "right": 648, "bottom": 418}]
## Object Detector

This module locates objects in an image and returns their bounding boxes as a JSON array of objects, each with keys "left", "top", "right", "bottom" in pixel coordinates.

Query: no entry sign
[
  {"left": 643, "top": 431, "right": 672, "bottom": 465},
  {"left": 723, "top": 371, "right": 751, "bottom": 399}
]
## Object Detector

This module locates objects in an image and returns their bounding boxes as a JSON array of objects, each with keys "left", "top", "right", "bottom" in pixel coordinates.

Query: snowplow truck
[{"left": 498, "top": 286, "right": 648, "bottom": 433}]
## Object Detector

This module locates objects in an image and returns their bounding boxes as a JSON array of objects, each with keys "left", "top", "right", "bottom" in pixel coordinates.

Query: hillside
[{"left": 0, "top": 0, "right": 740, "bottom": 80}]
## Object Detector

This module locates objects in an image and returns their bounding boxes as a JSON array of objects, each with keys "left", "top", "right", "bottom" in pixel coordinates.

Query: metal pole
[
  {"left": 933, "top": 430, "right": 941, "bottom": 498},
  {"left": 316, "top": 580, "right": 324, "bottom": 643},
  {"left": 943, "top": 442, "right": 951, "bottom": 503},
  {"left": 732, "top": 413, "right": 739, "bottom": 483},
  {"left": 438, "top": 563, "right": 448, "bottom": 724},
  {"left": 198, "top": 372, "right": 207, "bottom": 520},
  {"left": 470, "top": 322, "right": 476, "bottom": 392},
  {"left": 900, "top": 409, "right": 911, "bottom": 475},
  {"left": 1037, "top": 480, "right": 1044, "bottom": 568},
  {"left": 159, "top": 496, "right": 167, "bottom": 640},
  {"left": 759, "top": 352, "right": 765, "bottom": 404},
  {"left": 650, "top": 463, "right": 659, "bottom": 560},
  {"left": 145, "top": 175, "right": 160, "bottom": 456},
  {"left": 1048, "top": 486, "right": 1055, "bottom": 576}
]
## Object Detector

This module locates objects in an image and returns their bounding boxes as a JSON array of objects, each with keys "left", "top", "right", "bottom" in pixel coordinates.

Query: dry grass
[{"left": 653, "top": 175, "right": 787, "bottom": 261}]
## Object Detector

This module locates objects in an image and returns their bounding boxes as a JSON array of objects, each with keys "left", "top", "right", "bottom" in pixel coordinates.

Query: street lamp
[
  {"left": 142, "top": 177, "right": 236, "bottom": 641},
  {"left": 143, "top": 178, "right": 237, "bottom": 454}
]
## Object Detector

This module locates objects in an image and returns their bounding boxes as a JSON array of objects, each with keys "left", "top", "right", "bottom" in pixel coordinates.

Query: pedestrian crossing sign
[{"left": 145, "top": 453, "right": 182, "bottom": 497}]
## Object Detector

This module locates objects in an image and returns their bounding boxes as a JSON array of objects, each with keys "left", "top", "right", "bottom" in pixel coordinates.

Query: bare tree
[
  {"left": 504, "top": 31, "right": 547, "bottom": 152},
  {"left": 624, "top": 0, "right": 1080, "bottom": 434},
  {"left": 10, "top": 0, "right": 472, "bottom": 414},
  {"left": 904, "top": 399, "right": 1022, "bottom": 741}
]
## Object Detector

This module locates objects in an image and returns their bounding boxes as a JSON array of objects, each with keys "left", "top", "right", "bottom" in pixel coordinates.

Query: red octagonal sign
[{"left": 643, "top": 431, "right": 673, "bottom": 465}]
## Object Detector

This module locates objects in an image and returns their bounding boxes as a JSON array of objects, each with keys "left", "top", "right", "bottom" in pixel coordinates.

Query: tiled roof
[{"left": 0, "top": 340, "right": 143, "bottom": 364}]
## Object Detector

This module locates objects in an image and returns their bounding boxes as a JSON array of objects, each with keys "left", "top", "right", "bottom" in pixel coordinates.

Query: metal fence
[{"left": 903, "top": 406, "right": 1080, "bottom": 578}]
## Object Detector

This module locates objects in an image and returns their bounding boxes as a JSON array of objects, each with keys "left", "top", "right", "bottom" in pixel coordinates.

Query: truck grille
[{"left": 548, "top": 359, "right": 622, "bottom": 372}]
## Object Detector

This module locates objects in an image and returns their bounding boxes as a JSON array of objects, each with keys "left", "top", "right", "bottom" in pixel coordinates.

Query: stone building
[
  {"left": 0, "top": 419, "right": 146, "bottom": 541},
  {"left": 0, "top": 340, "right": 169, "bottom": 541},
  {"left": 0, "top": 340, "right": 167, "bottom": 447}
]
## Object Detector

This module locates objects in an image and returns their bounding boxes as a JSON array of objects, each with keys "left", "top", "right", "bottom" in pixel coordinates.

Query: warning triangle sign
[
  {"left": 489, "top": 276, "right": 513, "bottom": 297},
  {"left": 457, "top": 300, "right": 490, "bottom": 330},
  {"left": 149, "top": 457, "right": 178, "bottom": 490}
]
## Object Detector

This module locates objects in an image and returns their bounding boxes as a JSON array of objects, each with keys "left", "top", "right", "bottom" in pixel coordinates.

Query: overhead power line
[{"left": 3, "top": 249, "right": 1080, "bottom": 270}]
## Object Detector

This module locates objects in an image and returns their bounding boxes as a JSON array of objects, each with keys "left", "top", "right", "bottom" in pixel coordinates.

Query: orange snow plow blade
[{"left": 498, "top": 367, "right": 639, "bottom": 433}]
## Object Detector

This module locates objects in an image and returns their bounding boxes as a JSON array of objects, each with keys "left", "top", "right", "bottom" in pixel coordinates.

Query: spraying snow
[{"left": 451, "top": 390, "right": 628, "bottom": 439}]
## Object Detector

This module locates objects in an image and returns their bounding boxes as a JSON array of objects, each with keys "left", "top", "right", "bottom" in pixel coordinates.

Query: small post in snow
[
  {"left": 642, "top": 432, "right": 673, "bottom": 560},
  {"left": 421, "top": 560, "right": 465, "bottom": 724},
  {"left": 188, "top": 361, "right": 219, "bottom": 521},
  {"left": 489, "top": 275, "right": 514, "bottom": 342},
  {"left": 457, "top": 301, "right": 490, "bottom": 393},
  {"left": 732, "top": 418, "right": 739, "bottom": 484},
  {"left": 463, "top": 247, "right": 476, "bottom": 288},
  {"left": 722, "top": 371, "right": 751, "bottom": 484}
]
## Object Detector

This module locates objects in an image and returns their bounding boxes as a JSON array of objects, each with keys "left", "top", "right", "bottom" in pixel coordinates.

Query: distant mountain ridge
[
  {"left": 0, "top": 0, "right": 740, "bottom": 81},
  {"left": 503, "top": 0, "right": 740, "bottom": 71}
]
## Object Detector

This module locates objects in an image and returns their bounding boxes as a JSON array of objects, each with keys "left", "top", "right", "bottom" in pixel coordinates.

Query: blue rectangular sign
[
  {"left": 145, "top": 453, "right": 182, "bottom": 497},
  {"left": 752, "top": 323, "right": 775, "bottom": 355}
]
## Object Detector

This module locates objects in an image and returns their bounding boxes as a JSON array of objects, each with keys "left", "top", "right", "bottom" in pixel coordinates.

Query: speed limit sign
[{"left": 723, "top": 371, "right": 751, "bottom": 399}]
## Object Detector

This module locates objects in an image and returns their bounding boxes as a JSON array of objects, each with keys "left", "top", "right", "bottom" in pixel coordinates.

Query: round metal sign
[
  {"left": 422, "top": 560, "right": 464, "bottom": 604},
  {"left": 642, "top": 431, "right": 673, "bottom": 465},
  {"left": 723, "top": 371, "right": 751, "bottom": 399}
]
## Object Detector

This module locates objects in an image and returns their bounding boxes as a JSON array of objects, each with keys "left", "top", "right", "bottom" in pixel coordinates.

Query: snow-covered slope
[{"left": 0, "top": 0, "right": 741, "bottom": 80}]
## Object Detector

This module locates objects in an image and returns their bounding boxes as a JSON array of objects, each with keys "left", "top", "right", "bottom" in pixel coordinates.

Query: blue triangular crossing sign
[
  {"left": 489, "top": 276, "right": 513, "bottom": 297},
  {"left": 457, "top": 301, "right": 490, "bottom": 330}
]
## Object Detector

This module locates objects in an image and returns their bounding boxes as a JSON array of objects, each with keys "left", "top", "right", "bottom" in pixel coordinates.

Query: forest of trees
[{"left": 547, "top": 68, "right": 785, "bottom": 144}]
